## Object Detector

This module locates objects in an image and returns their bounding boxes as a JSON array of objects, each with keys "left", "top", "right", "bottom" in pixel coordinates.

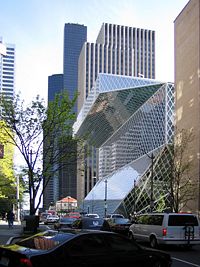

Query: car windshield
[
  {"left": 16, "top": 231, "right": 74, "bottom": 250},
  {"left": 60, "top": 217, "right": 76, "bottom": 223},
  {"left": 113, "top": 218, "right": 130, "bottom": 224},
  {"left": 83, "top": 219, "right": 104, "bottom": 229},
  {"left": 168, "top": 215, "right": 199, "bottom": 226},
  {"left": 112, "top": 215, "right": 124, "bottom": 218}
]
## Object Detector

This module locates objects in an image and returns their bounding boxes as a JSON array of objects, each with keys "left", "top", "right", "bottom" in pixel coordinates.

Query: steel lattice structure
[{"left": 74, "top": 74, "right": 174, "bottom": 217}]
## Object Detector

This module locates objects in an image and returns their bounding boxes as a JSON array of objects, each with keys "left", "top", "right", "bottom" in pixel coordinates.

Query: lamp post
[
  {"left": 16, "top": 175, "right": 20, "bottom": 222},
  {"left": 133, "top": 179, "right": 136, "bottom": 216},
  {"left": 104, "top": 179, "right": 108, "bottom": 218}
]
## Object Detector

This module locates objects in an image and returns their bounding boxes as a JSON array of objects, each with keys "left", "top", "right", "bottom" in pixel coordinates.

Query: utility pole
[
  {"left": 16, "top": 175, "right": 20, "bottom": 222},
  {"left": 133, "top": 179, "right": 136, "bottom": 216},
  {"left": 104, "top": 179, "right": 108, "bottom": 218}
]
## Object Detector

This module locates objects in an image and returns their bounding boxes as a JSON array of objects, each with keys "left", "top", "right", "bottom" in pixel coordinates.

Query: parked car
[
  {"left": 71, "top": 217, "right": 111, "bottom": 231},
  {"left": 107, "top": 217, "right": 132, "bottom": 236},
  {"left": 66, "top": 212, "right": 81, "bottom": 218},
  {"left": 44, "top": 214, "right": 59, "bottom": 225},
  {"left": 84, "top": 213, "right": 100, "bottom": 218},
  {"left": 54, "top": 217, "right": 77, "bottom": 229},
  {"left": 0, "top": 230, "right": 172, "bottom": 267},
  {"left": 39, "top": 212, "right": 51, "bottom": 223},
  {"left": 129, "top": 212, "right": 200, "bottom": 248},
  {"left": 105, "top": 213, "right": 125, "bottom": 219}
]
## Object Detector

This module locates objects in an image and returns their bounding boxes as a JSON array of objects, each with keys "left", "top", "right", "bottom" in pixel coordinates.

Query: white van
[{"left": 129, "top": 213, "right": 200, "bottom": 248}]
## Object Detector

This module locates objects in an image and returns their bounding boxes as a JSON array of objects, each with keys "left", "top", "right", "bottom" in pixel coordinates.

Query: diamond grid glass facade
[{"left": 74, "top": 74, "right": 174, "bottom": 217}]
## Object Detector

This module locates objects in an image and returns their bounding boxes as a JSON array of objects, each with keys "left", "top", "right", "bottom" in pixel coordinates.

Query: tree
[
  {"left": 0, "top": 91, "right": 82, "bottom": 215},
  {"left": 0, "top": 122, "right": 21, "bottom": 212},
  {"left": 168, "top": 128, "right": 196, "bottom": 212}
]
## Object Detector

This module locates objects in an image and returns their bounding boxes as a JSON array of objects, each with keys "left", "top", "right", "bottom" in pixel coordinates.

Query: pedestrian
[{"left": 6, "top": 210, "right": 15, "bottom": 228}]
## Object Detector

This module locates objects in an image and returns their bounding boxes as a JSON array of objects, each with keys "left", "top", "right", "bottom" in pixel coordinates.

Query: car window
[
  {"left": 17, "top": 232, "right": 74, "bottom": 250},
  {"left": 148, "top": 215, "right": 164, "bottom": 225},
  {"left": 137, "top": 215, "right": 148, "bottom": 224},
  {"left": 168, "top": 215, "right": 199, "bottom": 226},
  {"left": 105, "top": 234, "right": 138, "bottom": 252},
  {"left": 112, "top": 218, "right": 130, "bottom": 224},
  {"left": 83, "top": 219, "right": 103, "bottom": 229},
  {"left": 112, "top": 215, "right": 124, "bottom": 218},
  {"left": 61, "top": 218, "right": 76, "bottom": 223},
  {"left": 68, "top": 235, "right": 107, "bottom": 256}
]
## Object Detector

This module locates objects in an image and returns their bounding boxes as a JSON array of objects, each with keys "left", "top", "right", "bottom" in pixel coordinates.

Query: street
[
  {"left": 0, "top": 221, "right": 199, "bottom": 267},
  {"left": 166, "top": 245, "right": 200, "bottom": 267}
]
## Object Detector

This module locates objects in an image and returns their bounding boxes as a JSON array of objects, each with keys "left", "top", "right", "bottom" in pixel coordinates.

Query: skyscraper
[
  {"left": 0, "top": 37, "right": 15, "bottom": 100},
  {"left": 63, "top": 23, "right": 87, "bottom": 111},
  {"left": 175, "top": 0, "right": 200, "bottom": 213},
  {"left": 78, "top": 23, "right": 155, "bottom": 112},
  {"left": 43, "top": 24, "right": 87, "bottom": 210},
  {"left": 48, "top": 74, "right": 63, "bottom": 102}
]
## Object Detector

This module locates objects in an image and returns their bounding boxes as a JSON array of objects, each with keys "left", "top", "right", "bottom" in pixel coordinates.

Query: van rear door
[{"left": 167, "top": 214, "right": 200, "bottom": 240}]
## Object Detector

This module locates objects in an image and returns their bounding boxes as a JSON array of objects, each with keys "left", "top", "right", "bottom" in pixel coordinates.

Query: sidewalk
[
  {"left": 0, "top": 220, "right": 23, "bottom": 236},
  {"left": 0, "top": 220, "right": 50, "bottom": 235}
]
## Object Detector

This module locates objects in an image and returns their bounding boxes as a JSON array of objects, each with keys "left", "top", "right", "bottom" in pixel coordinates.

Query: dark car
[
  {"left": 71, "top": 217, "right": 111, "bottom": 231},
  {"left": 107, "top": 217, "right": 132, "bottom": 235},
  {"left": 54, "top": 217, "right": 77, "bottom": 230},
  {"left": 0, "top": 230, "right": 172, "bottom": 267}
]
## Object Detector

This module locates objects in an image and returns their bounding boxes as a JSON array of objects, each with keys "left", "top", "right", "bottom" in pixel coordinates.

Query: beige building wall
[{"left": 175, "top": 0, "right": 200, "bottom": 213}]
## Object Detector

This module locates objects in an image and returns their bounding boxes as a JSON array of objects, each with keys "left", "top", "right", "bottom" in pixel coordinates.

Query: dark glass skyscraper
[
  {"left": 63, "top": 23, "right": 87, "bottom": 111},
  {"left": 43, "top": 24, "right": 87, "bottom": 210},
  {"left": 48, "top": 74, "right": 63, "bottom": 102}
]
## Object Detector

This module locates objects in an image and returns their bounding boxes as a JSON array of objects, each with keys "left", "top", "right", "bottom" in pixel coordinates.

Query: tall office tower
[
  {"left": 175, "top": 0, "right": 200, "bottom": 213},
  {"left": 78, "top": 23, "right": 155, "bottom": 112},
  {"left": 48, "top": 74, "right": 63, "bottom": 102},
  {"left": 43, "top": 24, "right": 87, "bottom": 210},
  {"left": 0, "top": 37, "right": 15, "bottom": 100},
  {"left": 43, "top": 74, "right": 64, "bottom": 210},
  {"left": 63, "top": 23, "right": 87, "bottom": 112}
]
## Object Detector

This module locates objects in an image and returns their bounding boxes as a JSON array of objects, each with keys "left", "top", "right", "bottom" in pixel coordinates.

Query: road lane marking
[{"left": 172, "top": 257, "right": 200, "bottom": 267}]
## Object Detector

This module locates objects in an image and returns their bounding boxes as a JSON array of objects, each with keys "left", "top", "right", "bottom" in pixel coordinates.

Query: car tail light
[
  {"left": 20, "top": 258, "right": 33, "bottom": 267},
  {"left": 162, "top": 228, "right": 167, "bottom": 236}
]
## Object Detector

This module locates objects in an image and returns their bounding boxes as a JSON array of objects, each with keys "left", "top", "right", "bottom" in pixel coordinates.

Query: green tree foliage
[
  {"left": 0, "top": 91, "right": 82, "bottom": 215},
  {"left": 0, "top": 121, "right": 16, "bottom": 204}
]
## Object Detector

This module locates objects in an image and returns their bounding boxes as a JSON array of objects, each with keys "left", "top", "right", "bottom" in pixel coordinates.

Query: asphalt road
[
  {"left": 136, "top": 241, "right": 200, "bottom": 267},
  {"left": 166, "top": 245, "right": 200, "bottom": 267},
  {"left": 0, "top": 221, "right": 199, "bottom": 267}
]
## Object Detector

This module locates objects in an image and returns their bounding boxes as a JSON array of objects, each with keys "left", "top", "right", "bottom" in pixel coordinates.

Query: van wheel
[
  {"left": 150, "top": 236, "right": 158, "bottom": 248},
  {"left": 153, "top": 260, "right": 162, "bottom": 267},
  {"left": 128, "top": 232, "right": 135, "bottom": 240}
]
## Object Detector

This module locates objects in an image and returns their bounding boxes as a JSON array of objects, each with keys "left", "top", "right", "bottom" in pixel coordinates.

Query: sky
[{"left": 0, "top": 0, "right": 189, "bottom": 104}]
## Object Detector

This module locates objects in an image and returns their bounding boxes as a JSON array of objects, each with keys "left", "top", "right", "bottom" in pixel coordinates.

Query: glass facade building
[
  {"left": 0, "top": 37, "right": 15, "bottom": 100},
  {"left": 63, "top": 23, "right": 87, "bottom": 112},
  {"left": 78, "top": 23, "right": 155, "bottom": 112},
  {"left": 74, "top": 73, "right": 174, "bottom": 217},
  {"left": 43, "top": 24, "right": 86, "bottom": 210},
  {"left": 48, "top": 74, "right": 63, "bottom": 102}
]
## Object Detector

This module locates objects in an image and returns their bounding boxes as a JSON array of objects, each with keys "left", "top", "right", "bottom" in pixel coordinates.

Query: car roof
[{"left": 79, "top": 217, "right": 104, "bottom": 221}]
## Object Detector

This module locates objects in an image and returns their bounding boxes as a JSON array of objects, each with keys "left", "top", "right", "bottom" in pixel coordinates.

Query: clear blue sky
[{"left": 0, "top": 0, "right": 189, "bottom": 102}]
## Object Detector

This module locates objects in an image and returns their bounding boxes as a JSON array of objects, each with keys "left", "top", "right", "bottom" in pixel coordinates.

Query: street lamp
[
  {"left": 104, "top": 179, "right": 108, "bottom": 218},
  {"left": 133, "top": 179, "right": 136, "bottom": 216}
]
